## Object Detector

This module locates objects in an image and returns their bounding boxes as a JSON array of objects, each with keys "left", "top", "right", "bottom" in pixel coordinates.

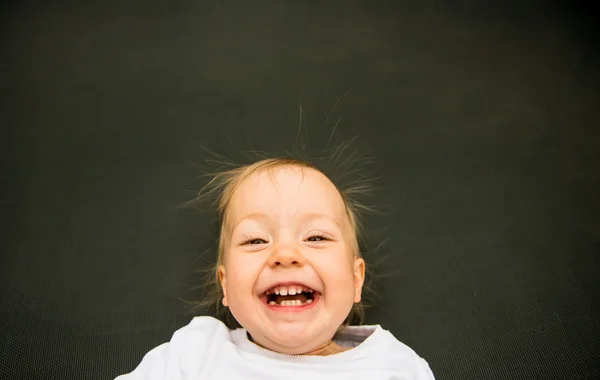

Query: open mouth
[{"left": 263, "top": 284, "right": 318, "bottom": 307}]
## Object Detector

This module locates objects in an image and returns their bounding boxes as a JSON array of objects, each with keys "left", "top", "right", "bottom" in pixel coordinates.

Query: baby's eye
[
  {"left": 247, "top": 238, "right": 267, "bottom": 245},
  {"left": 307, "top": 235, "right": 328, "bottom": 242}
]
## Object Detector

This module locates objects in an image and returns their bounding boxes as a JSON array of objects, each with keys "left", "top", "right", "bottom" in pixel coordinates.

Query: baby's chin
[{"left": 250, "top": 322, "right": 334, "bottom": 355}]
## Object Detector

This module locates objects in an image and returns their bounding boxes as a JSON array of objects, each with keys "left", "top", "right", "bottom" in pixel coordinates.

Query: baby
[{"left": 115, "top": 157, "right": 435, "bottom": 379}]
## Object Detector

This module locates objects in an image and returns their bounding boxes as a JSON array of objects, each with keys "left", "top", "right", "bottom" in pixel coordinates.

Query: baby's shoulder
[
  {"left": 341, "top": 325, "right": 433, "bottom": 377},
  {"left": 369, "top": 328, "right": 434, "bottom": 378},
  {"left": 114, "top": 317, "right": 231, "bottom": 379},
  {"left": 171, "top": 316, "right": 230, "bottom": 344},
  {"left": 181, "top": 315, "right": 229, "bottom": 332},
  {"left": 168, "top": 317, "right": 232, "bottom": 367}
]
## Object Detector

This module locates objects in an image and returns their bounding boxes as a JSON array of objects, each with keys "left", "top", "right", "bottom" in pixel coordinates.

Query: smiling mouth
[{"left": 263, "top": 285, "right": 318, "bottom": 307}]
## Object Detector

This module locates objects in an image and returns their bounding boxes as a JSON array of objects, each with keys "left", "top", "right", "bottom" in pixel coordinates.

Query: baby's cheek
[
  {"left": 225, "top": 255, "right": 262, "bottom": 289},
  {"left": 318, "top": 254, "right": 356, "bottom": 287}
]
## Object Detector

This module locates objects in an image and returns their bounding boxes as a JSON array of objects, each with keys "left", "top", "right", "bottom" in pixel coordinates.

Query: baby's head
[{"left": 205, "top": 157, "right": 368, "bottom": 355}]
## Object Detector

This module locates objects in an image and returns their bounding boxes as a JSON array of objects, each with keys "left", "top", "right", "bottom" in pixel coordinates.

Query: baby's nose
[{"left": 268, "top": 244, "right": 306, "bottom": 267}]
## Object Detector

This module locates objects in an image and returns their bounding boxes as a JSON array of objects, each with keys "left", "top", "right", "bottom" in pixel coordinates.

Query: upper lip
[{"left": 259, "top": 281, "right": 320, "bottom": 295}]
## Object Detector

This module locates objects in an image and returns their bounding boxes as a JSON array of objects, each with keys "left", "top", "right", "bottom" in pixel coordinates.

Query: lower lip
[{"left": 261, "top": 294, "right": 321, "bottom": 312}]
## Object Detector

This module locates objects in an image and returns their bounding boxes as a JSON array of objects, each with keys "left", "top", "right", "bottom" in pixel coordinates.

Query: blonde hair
[{"left": 187, "top": 145, "right": 375, "bottom": 329}]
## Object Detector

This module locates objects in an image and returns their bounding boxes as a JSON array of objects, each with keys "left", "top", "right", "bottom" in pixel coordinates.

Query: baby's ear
[
  {"left": 353, "top": 258, "right": 366, "bottom": 303},
  {"left": 218, "top": 265, "right": 229, "bottom": 307}
]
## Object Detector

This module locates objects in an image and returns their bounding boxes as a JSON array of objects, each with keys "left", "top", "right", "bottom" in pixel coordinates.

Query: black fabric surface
[{"left": 1, "top": 1, "right": 599, "bottom": 379}]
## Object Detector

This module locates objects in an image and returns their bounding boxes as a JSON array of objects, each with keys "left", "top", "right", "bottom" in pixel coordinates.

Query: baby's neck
[
  {"left": 304, "top": 340, "right": 349, "bottom": 356},
  {"left": 247, "top": 333, "right": 349, "bottom": 356}
]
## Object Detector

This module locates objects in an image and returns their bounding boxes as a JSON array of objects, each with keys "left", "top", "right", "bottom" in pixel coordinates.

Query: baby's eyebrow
[
  {"left": 230, "top": 212, "right": 341, "bottom": 231},
  {"left": 300, "top": 212, "right": 342, "bottom": 227},
  {"left": 229, "top": 212, "right": 270, "bottom": 230}
]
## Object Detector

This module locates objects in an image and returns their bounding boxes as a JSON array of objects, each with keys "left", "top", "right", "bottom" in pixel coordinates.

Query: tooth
[
  {"left": 306, "top": 299, "right": 313, "bottom": 304},
  {"left": 280, "top": 287, "right": 288, "bottom": 296},
  {"left": 274, "top": 288, "right": 280, "bottom": 295},
  {"left": 296, "top": 300, "right": 301, "bottom": 306},
  {"left": 296, "top": 286, "right": 303, "bottom": 294},
  {"left": 269, "top": 301, "right": 276, "bottom": 305},
  {"left": 288, "top": 288, "right": 297, "bottom": 296}
]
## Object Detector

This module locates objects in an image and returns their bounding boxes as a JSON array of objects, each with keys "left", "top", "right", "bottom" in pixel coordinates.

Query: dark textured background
[{"left": 1, "top": 1, "right": 599, "bottom": 379}]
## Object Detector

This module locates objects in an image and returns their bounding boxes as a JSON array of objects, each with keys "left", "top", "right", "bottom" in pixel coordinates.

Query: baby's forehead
[
  {"left": 226, "top": 165, "right": 349, "bottom": 226},
  {"left": 239, "top": 166, "right": 341, "bottom": 201}
]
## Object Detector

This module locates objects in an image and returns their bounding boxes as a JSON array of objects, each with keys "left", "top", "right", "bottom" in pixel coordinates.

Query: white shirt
[{"left": 115, "top": 316, "right": 435, "bottom": 380}]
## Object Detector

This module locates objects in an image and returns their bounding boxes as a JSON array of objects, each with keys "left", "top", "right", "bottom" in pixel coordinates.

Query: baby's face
[{"left": 219, "top": 165, "right": 365, "bottom": 354}]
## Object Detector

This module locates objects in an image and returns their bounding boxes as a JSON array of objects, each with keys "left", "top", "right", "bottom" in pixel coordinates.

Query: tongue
[{"left": 275, "top": 293, "right": 308, "bottom": 304}]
